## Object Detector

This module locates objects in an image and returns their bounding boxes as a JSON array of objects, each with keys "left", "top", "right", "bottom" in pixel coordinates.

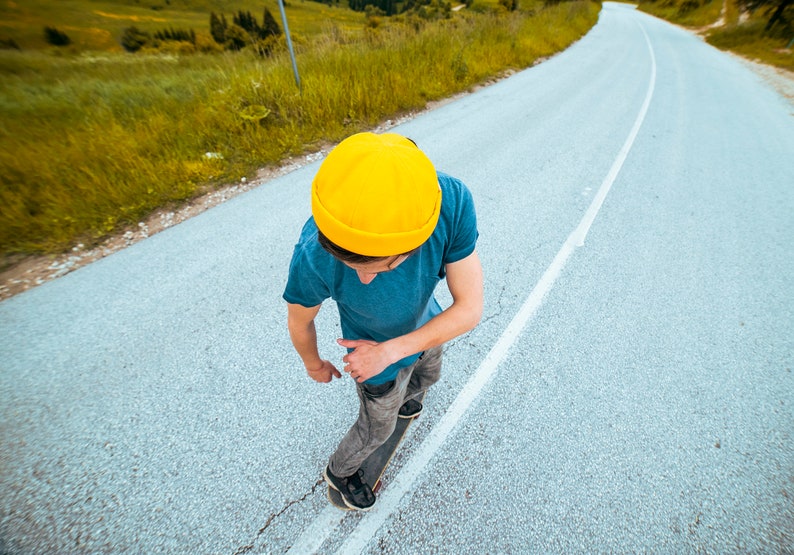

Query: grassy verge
[
  {"left": 0, "top": 0, "right": 600, "bottom": 256},
  {"left": 707, "top": 20, "right": 794, "bottom": 70},
  {"left": 638, "top": 0, "right": 723, "bottom": 27},
  {"left": 638, "top": 0, "right": 793, "bottom": 70}
]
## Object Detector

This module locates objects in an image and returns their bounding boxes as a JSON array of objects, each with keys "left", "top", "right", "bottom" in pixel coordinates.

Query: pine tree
[
  {"left": 234, "top": 10, "right": 261, "bottom": 35},
  {"left": 261, "top": 7, "right": 282, "bottom": 38},
  {"left": 736, "top": 0, "right": 793, "bottom": 32},
  {"left": 44, "top": 26, "right": 71, "bottom": 46},
  {"left": 210, "top": 11, "right": 226, "bottom": 43},
  {"left": 121, "top": 26, "right": 150, "bottom": 52}
]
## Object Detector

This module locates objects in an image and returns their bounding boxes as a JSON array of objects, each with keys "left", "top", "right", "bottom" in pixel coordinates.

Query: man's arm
[
  {"left": 339, "top": 250, "right": 484, "bottom": 382},
  {"left": 287, "top": 302, "right": 342, "bottom": 383}
]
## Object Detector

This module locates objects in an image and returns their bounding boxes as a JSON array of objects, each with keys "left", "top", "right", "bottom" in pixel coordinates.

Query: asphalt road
[{"left": 2, "top": 3, "right": 792, "bottom": 553}]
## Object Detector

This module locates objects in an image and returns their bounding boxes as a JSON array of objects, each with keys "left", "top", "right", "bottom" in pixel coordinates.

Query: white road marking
[
  {"left": 573, "top": 24, "right": 657, "bottom": 248},
  {"left": 289, "top": 21, "right": 657, "bottom": 555},
  {"left": 286, "top": 505, "right": 345, "bottom": 554}
]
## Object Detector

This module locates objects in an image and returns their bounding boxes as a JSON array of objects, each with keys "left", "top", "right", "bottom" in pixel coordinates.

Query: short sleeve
[
  {"left": 282, "top": 224, "right": 332, "bottom": 308},
  {"left": 441, "top": 175, "right": 479, "bottom": 264}
]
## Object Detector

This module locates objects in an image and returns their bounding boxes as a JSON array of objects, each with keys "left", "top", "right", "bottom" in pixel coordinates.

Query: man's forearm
[
  {"left": 384, "top": 301, "right": 480, "bottom": 363},
  {"left": 288, "top": 319, "right": 323, "bottom": 370},
  {"left": 384, "top": 251, "right": 483, "bottom": 365}
]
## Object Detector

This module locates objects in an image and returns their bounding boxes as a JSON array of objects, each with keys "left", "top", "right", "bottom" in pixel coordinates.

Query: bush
[
  {"left": 153, "top": 27, "right": 196, "bottom": 44},
  {"left": 195, "top": 33, "right": 224, "bottom": 53},
  {"left": 44, "top": 27, "right": 71, "bottom": 47},
  {"left": 224, "top": 24, "right": 249, "bottom": 50},
  {"left": 254, "top": 34, "right": 284, "bottom": 56},
  {"left": 210, "top": 12, "right": 227, "bottom": 44},
  {"left": 154, "top": 40, "right": 198, "bottom": 55},
  {"left": 121, "top": 27, "right": 151, "bottom": 52},
  {"left": 262, "top": 8, "right": 283, "bottom": 38},
  {"left": 414, "top": 0, "right": 452, "bottom": 19},
  {"left": 0, "top": 38, "right": 20, "bottom": 50},
  {"left": 211, "top": 10, "right": 281, "bottom": 51}
]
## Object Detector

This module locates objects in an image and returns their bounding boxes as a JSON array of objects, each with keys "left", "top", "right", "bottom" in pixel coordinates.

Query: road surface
[{"left": 1, "top": 3, "right": 792, "bottom": 553}]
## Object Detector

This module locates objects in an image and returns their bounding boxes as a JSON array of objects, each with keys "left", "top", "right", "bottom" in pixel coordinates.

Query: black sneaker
[
  {"left": 398, "top": 399, "right": 423, "bottom": 419},
  {"left": 323, "top": 466, "right": 376, "bottom": 510}
]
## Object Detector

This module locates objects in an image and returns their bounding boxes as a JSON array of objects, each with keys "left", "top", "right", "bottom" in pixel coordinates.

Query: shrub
[
  {"left": 153, "top": 27, "right": 196, "bottom": 44},
  {"left": 44, "top": 27, "right": 71, "bottom": 46},
  {"left": 195, "top": 33, "right": 224, "bottom": 53},
  {"left": 121, "top": 27, "right": 151, "bottom": 52},
  {"left": 262, "top": 8, "right": 283, "bottom": 38},
  {"left": 451, "top": 51, "right": 469, "bottom": 81},
  {"left": 210, "top": 12, "right": 227, "bottom": 43},
  {"left": 154, "top": 40, "right": 198, "bottom": 55},
  {"left": 233, "top": 10, "right": 260, "bottom": 36},
  {"left": 224, "top": 24, "right": 249, "bottom": 50},
  {"left": 254, "top": 34, "right": 284, "bottom": 56},
  {"left": 0, "top": 38, "right": 20, "bottom": 50},
  {"left": 211, "top": 10, "right": 281, "bottom": 51},
  {"left": 414, "top": 0, "right": 452, "bottom": 19}
]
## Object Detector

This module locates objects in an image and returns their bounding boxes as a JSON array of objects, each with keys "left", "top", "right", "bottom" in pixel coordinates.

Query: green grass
[
  {"left": 0, "top": 0, "right": 601, "bottom": 255},
  {"left": 637, "top": 0, "right": 723, "bottom": 27},
  {"left": 706, "top": 19, "right": 794, "bottom": 70},
  {"left": 638, "top": 0, "right": 793, "bottom": 70},
  {"left": 0, "top": 0, "right": 366, "bottom": 51}
]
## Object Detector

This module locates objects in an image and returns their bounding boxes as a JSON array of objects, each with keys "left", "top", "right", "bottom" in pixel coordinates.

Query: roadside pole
[{"left": 277, "top": 0, "right": 301, "bottom": 91}]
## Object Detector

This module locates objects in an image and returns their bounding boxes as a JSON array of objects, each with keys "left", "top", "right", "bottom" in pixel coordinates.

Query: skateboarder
[{"left": 283, "top": 132, "right": 483, "bottom": 510}]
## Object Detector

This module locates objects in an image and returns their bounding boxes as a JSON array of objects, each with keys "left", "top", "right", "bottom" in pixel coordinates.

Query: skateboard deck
[{"left": 327, "top": 392, "right": 426, "bottom": 510}]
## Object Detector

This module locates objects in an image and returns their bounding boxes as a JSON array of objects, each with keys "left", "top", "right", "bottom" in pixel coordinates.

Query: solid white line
[
  {"left": 572, "top": 23, "right": 657, "bottom": 248},
  {"left": 290, "top": 20, "right": 657, "bottom": 555},
  {"left": 286, "top": 505, "right": 344, "bottom": 554},
  {"left": 336, "top": 239, "right": 577, "bottom": 555}
]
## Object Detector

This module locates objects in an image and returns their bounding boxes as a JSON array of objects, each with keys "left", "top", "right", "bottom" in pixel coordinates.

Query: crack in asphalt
[
  {"left": 234, "top": 286, "right": 506, "bottom": 555},
  {"left": 478, "top": 283, "right": 507, "bottom": 327},
  {"left": 232, "top": 479, "right": 324, "bottom": 555},
  {"left": 447, "top": 283, "right": 507, "bottom": 352}
]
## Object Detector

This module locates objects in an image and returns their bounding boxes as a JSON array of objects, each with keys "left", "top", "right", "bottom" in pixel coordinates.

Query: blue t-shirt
[{"left": 283, "top": 172, "right": 478, "bottom": 384}]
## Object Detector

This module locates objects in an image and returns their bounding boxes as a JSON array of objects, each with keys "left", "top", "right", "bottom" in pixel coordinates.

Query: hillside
[
  {"left": 637, "top": 0, "right": 793, "bottom": 70},
  {"left": 0, "top": 0, "right": 601, "bottom": 298},
  {"left": 0, "top": 0, "right": 366, "bottom": 51}
]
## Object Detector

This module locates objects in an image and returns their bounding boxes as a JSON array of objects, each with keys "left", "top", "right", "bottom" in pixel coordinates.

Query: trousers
[{"left": 328, "top": 345, "right": 443, "bottom": 478}]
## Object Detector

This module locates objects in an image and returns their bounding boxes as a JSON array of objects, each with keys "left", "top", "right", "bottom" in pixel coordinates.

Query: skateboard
[{"left": 327, "top": 392, "right": 426, "bottom": 510}]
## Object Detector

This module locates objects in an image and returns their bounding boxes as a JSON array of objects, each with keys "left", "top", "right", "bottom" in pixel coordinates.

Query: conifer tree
[
  {"left": 262, "top": 7, "right": 282, "bottom": 38},
  {"left": 44, "top": 26, "right": 71, "bottom": 46},
  {"left": 210, "top": 11, "right": 227, "bottom": 43}
]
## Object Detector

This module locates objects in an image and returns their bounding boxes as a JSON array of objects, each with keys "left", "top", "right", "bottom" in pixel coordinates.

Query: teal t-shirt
[{"left": 283, "top": 172, "right": 478, "bottom": 384}]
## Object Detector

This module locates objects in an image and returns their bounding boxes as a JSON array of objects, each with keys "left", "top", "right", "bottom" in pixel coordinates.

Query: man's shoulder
[
  {"left": 283, "top": 218, "right": 335, "bottom": 305},
  {"left": 432, "top": 171, "right": 478, "bottom": 263},
  {"left": 436, "top": 172, "right": 475, "bottom": 220},
  {"left": 437, "top": 171, "right": 470, "bottom": 197},
  {"left": 437, "top": 171, "right": 474, "bottom": 211},
  {"left": 291, "top": 218, "right": 334, "bottom": 271}
]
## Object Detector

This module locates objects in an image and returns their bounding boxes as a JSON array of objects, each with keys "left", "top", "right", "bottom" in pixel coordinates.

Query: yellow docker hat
[{"left": 312, "top": 132, "right": 442, "bottom": 257}]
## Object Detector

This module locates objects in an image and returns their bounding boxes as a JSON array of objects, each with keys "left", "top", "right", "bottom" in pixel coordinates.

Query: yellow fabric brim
[{"left": 312, "top": 186, "right": 441, "bottom": 257}]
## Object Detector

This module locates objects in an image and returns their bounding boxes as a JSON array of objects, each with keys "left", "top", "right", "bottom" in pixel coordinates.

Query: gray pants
[{"left": 328, "top": 346, "right": 443, "bottom": 478}]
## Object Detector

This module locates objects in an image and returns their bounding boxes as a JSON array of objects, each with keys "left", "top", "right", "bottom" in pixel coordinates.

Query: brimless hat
[{"left": 311, "top": 132, "right": 442, "bottom": 257}]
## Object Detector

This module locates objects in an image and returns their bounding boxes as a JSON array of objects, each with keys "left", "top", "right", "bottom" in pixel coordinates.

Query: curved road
[{"left": 1, "top": 3, "right": 792, "bottom": 553}]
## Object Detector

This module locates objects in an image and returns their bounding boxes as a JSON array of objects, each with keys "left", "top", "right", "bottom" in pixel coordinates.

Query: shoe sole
[
  {"left": 397, "top": 409, "right": 422, "bottom": 419},
  {"left": 323, "top": 468, "right": 374, "bottom": 511}
]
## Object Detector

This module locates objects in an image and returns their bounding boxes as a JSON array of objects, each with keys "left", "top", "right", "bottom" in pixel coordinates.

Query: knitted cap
[{"left": 311, "top": 132, "right": 441, "bottom": 257}]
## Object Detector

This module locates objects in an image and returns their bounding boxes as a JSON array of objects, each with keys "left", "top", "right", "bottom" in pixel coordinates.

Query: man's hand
[
  {"left": 306, "top": 359, "right": 342, "bottom": 383},
  {"left": 337, "top": 338, "right": 394, "bottom": 383}
]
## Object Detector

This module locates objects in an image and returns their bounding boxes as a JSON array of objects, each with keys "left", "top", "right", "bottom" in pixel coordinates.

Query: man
[{"left": 283, "top": 132, "right": 483, "bottom": 510}]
